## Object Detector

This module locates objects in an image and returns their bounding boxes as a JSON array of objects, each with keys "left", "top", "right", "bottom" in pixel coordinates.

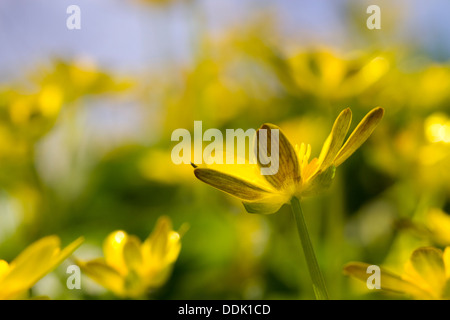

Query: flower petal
[
  {"left": 0, "top": 260, "right": 10, "bottom": 290},
  {"left": 317, "top": 108, "right": 352, "bottom": 171},
  {"left": 142, "top": 216, "right": 180, "bottom": 266},
  {"left": 1, "top": 236, "right": 60, "bottom": 298},
  {"left": 9, "top": 236, "right": 60, "bottom": 270},
  {"left": 123, "top": 236, "right": 143, "bottom": 272},
  {"left": 242, "top": 193, "right": 290, "bottom": 214},
  {"left": 0, "top": 236, "right": 82, "bottom": 299},
  {"left": 141, "top": 217, "right": 181, "bottom": 287},
  {"left": 103, "top": 231, "right": 129, "bottom": 275},
  {"left": 194, "top": 168, "right": 273, "bottom": 201},
  {"left": 300, "top": 165, "right": 336, "bottom": 197},
  {"left": 51, "top": 236, "right": 84, "bottom": 270},
  {"left": 334, "top": 107, "right": 384, "bottom": 167},
  {"left": 256, "top": 123, "right": 300, "bottom": 190},
  {"left": 443, "top": 247, "right": 450, "bottom": 279},
  {"left": 78, "top": 259, "right": 124, "bottom": 296},
  {"left": 404, "top": 247, "right": 446, "bottom": 297},
  {"left": 343, "top": 262, "right": 430, "bottom": 298}
]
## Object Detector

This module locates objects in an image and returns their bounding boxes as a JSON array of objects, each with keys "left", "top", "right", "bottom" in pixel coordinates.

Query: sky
[{"left": 0, "top": 0, "right": 449, "bottom": 82}]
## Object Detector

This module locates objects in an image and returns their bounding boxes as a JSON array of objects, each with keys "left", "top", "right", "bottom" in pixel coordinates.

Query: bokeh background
[{"left": 1, "top": 0, "right": 450, "bottom": 299}]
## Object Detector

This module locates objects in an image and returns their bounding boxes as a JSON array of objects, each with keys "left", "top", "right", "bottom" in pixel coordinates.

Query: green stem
[{"left": 290, "top": 196, "right": 329, "bottom": 300}]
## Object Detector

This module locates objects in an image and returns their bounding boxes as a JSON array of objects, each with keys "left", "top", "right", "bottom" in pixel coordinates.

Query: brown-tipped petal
[
  {"left": 317, "top": 108, "right": 352, "bottom": 171},
  {"left": 334, "top": 107, "right": 384, "bottom": 167},
  {"left": 343, "top": 262, "right": 431, "bottom": 298},
  {"left": 194, "top": 168, "right": 272, "bottom": 201},
  {"left": 256, "top": 123, "right": 300, "bottom": 190}
]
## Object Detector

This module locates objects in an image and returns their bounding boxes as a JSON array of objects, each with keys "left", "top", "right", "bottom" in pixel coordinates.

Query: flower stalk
[{"left": 290, "top": 196, "right": 329, "bottom": 300}]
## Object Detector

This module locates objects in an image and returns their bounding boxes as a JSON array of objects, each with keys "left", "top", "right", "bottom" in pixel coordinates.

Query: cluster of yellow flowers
[
  {"left": 0, "top": 216, "right": 182, "bottom": 300},
  {"left": 2, "top": 40, "right": 450, "bottom": 300}
]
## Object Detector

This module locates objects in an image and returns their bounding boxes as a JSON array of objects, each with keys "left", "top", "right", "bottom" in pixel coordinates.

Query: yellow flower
[
  {"left": 288, "top": 51, "right": 390, "bottom": 100},
  {"left": 0, "top": 236, "right": 84, "bottom": 300},
  {"left": 193, "top": 107, "right": 384, "bottom": 214},
  {"left": 78, "top": 216, "right": 183, "bottom": 298},
  {"left": 344, "top": 246, "right": 450, "bottom": 300}
]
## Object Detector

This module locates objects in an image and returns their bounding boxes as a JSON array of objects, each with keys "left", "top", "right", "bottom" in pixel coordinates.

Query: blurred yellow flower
[
  {"left": 193, "top": 107, "right": 384, "bottom": 214},
  {"left": 344, "top": 246, "right": 450, "bottom": 300},
  {"left": 288, "top": 51, "right": 390, "bottom": 100},
  {"left": 425, "top": 209, "right": 450, "bottom": 246},
  {"left": 0, "top": 236, "right": 84, "bottom": 300},
  {"left": 138, "top": 149, "right": 193, "bottom": 184},
  {"left": 37, "top": 58, "right": 132, "bottom": 103},
  {"left": 425, "top": 113, "right": 450, "bottom": 143},
  {"left": 78, "top": 216, "right": 183, "bottom": 298}
]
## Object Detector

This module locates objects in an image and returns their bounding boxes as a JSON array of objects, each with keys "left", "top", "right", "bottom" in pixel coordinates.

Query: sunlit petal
[
  {"left": 103, "top": 231, "right": 129, "bottom": 275},
  {"left": 334, "top": 107, "right": 384, "bottom": 167},
  {"left": 317, "top": 108, "right": 352, "bottom": 171}
]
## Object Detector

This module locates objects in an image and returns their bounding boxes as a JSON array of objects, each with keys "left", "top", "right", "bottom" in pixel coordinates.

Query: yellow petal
[
  {"left": 123, "top": 235, "right": 143, "bottom": 272},
  {"left": 0, "top": 236, "right": 82, "bottom": 299},
  {"left": 317, "top": 108, "right": 352, "bottom": 171},
  {"left": 256, "top": 123, "right": 300, "bottom": 190},
  {"left": 51, "top": 236, "right": 84, "bottom": 270},
  {"left": 9, "top": 236, "right": 60, "bottom": 270},
  {"left": 103, "top": 231, "right": 129, "bottom": 275},
  {"left": 334, "top": 107, "right": 384, "bottom": 167},
  {"left": 343, "top": 262, "right": 430, "bottom": 298},
  {"left": 0, "top": 236, "right": 60, "bottom": 298},
  {"left": 300, "top": 165, "right": 336, "bottom": 197},
  {"left": 405, "top": 247, "right": 447, "bottom": 297},
  {"left": 242, "top": 192, "right": 290, "bottom": 214},
  {"left": 194, "top": 168, "right": 273, "bottom": 201},
  {"left": 443, "top": 280, "right": 450, "bottom": 299},
  {"left": 78, "top": 259, "right": 124, "bottom": 296},
  {"left": 142, "top": 216, "right": 180, "bottom": 266},
  {"left": 0, "top": 260, "right": 10, "bottom": 283},
  {"left": 140, "top": 217, "right": 181, "bottom": 290},
  {"left": 443, "top": 247, "right": 450, "bottom": 279},
  {"left": 200, "top": 150, "right": 274, "bottom": 188}
]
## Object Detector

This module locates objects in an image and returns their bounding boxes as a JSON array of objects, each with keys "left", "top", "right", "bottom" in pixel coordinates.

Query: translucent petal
[
  {"left": 334, "top": 107, "right": 384, "bottom": 167},
  {"left": 317, "top": 108, "right": 352, "bottom": 171}
]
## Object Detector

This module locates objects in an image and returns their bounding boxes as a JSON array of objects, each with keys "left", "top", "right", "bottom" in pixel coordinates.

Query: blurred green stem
[{"left": 290, "top": 196, "right": 329, "bottom": 300}]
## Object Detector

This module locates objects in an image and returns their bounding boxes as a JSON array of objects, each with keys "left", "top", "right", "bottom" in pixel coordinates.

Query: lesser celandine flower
[
  {"left": 192, "top": 107, "right": 384, "bottom": 299},
  {"left": 344, "top": 246, "right": 450, "bottom": 299},
  {"left": 193, "top": 107, "right": 384, "bottom": 214},
  {"left": 78, "top": 216, "right": 183, "bottom": 298},
  {"left": 0, "top": 236, "right": 84, "bottom": 300}
]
